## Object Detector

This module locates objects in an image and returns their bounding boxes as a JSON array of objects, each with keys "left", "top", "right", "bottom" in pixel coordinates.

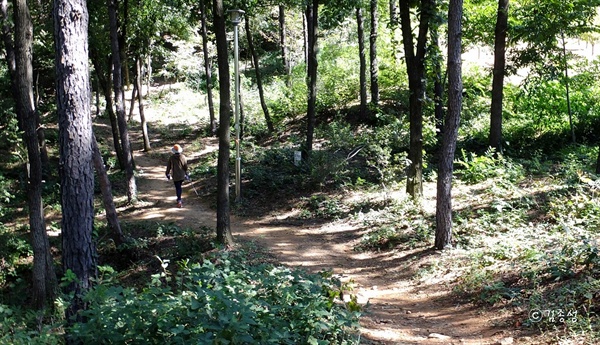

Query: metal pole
[{"left": 233, "top": 19, "right": 241, "bottom": 202}]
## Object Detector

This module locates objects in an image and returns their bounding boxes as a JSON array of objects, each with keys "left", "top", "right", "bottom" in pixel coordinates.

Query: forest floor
[{"left": 119, "top": 133, "right": 541, "bottom": 345}]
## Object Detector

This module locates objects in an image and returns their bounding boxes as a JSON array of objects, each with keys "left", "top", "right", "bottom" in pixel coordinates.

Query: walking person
[{"left": 166, "top": 144, "right": 189, "bottom": 208}]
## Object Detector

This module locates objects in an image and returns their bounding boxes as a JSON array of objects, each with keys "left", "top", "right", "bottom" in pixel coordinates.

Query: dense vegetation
[{"left": 1, "top": 0, "right": 600, "bottom": 343}]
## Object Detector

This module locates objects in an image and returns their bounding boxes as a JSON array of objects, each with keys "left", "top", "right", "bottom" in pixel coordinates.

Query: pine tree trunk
[
  {"left": 91, "top": 50, "right": 124, "bottom": 168},
  {"left": 357, "top": 7, "right": 367, "bottom": 119},
  {"left": 369, "top": 0, "right": 379, "bottom": 107},
  {"left": 92, "top": 133, "right": 127, "bottom": 245},
  {"left": 128, "top": 81, "right": 136, "bottom": 122},
  {"left": 305, "top": 0, "right": 318, "bottom": 159},
  {"left": 213, "top": 0, "right": 233, "bottom": 246},
  {"left": 53, "top": 0, "right": 97, "bottom": 328},
  {"left": 489, "top": 0, "right": 509, "bottom": 152},
  {"left": 15, "top": 0, "right": 56, "bottom": 309},
  {"left": 108, "top": 0, "right": 137, "bottom": 202},
  {"left": 399, "top": 0, "right": 433, "bottom": 198},
  {"left": 136, "top": 57, "right": 151, "bottom": 151},
  {"left": 245, "top": 18, "right": 274, "bottom": 132},
  {"left": 435, "top": 0, "right": 463, "bottom": 250},
  {"left": 279, "top": 5, "right": 290, "bottom": 76},
  {"left": 432, "top": 27, "right": 445, "bottom": 138},
  {"left": 199, "top": 0, "right": 216, "bottom": 135}
]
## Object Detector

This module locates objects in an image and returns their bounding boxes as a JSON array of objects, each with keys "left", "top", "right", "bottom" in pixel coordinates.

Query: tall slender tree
[
  {"left": 245, "top": 16, "right": 275, "bottom": 132},
  {"left": 213, "top": 0, "right": 233, "bottom": 245},
  {"left": 279, "top": 4, "right": 290, "bottom": 76},
  {"left": 435, "top": 0, "right": 463, "bottom": 250},
  {"left": 399, "top": 0, "right": 434, "bottom": 198},
  {"left": 14, "top": 0, "right": 56, "bottom": 309},
  {"left": 304, "top": 0, "right": 318, "bottom": 158},
  {"left": 53, "top": 0, "right": 97, "bottom": 328},
  {"left": 90, "top": 46, "right": 124, "bottom": 167},
  {"left": 199, "top": 0, "right": 216, "bottom": 135},
  {"left": 91, "top": 132, "right": 127, "bottom": 245},
  {"left": 357, "top": 6, "right": 367, "bottom": 118},
  {"left": 369, "top": 0, "right": 379, "bottom": 107},
  {"left": 489, "top": 0, "right": 509, "bottom": 152},
  {"left": 108, "top": 0, "right": 137, "bottom": 202}
]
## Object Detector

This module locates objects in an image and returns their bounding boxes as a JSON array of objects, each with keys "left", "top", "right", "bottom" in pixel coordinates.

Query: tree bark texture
[
  {"left": 304, "top": 0, "right": 318, "bottom": 158},
  {"left": 199, "top": 0, "right": 216, "bottom": 136},
  {"left": 90, "top": 48, "right": 124, "bottom": 167},
  {"left": 15, "top": 0, "right": 56, "bottom": 309},
  {"left": 433, "top": 33, "right": 445, "bottom": 138},
  {"left": 128, "top": 81, "right": 136, "bottom": 122},
  {"left": 399, "top": 0, "right": 433, "bottom": 198},
  {"left": 279, "top": 5, "right": 290, "bottom": 76},
  {"left": 92, "top": 133, "right": 127, "bottom": 245},
  {"left": 213, "top": 0, "right": 233, "bottom": 245},
  {"left": 369, "top": 0, "right": 379, "bottom": 107},
  {"left": 53, "top": 0, "right": 97, "bottom": 326},
  {"left": 435, "top": 0, "right": 463, "bottom": 250},
  {"left": 1, "top": 0, "right": 20, "bottom": 123},
  {"left": 245, "top": 18, "right": 274, "bottom": 132},
  {"left": 136, "top": 57, "right": 150, "bottom": 151},
  {"left": 489, "top": 0, "right": 509, "bottom": 152},
  {"left": 357, "top": 7, "right": 367, "bottom": 118},
  {"left": 108, "top": 0, "right": 137, "bottom": 202}
]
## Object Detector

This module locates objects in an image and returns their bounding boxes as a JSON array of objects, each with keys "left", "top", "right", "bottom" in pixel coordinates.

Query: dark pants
[{"left": 174, "top": 180, "right": 183, "bottom": 201}]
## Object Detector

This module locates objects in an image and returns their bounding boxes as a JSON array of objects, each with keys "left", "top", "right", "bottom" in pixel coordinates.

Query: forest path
[{"left": 124, "top": 136, "right": 522, "bottom": 345}]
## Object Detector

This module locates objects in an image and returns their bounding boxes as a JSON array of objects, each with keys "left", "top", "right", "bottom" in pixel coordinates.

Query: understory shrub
[
  {"left": 69, "top": 252, "right": 360, "bottom": 344},
  {"left": 455, "top": 148, "right": 524, "bottom": 185}
]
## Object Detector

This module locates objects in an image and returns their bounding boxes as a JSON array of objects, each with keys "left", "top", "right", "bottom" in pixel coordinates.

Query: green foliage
[
  {"left": 462, "top": 0, "right": 497, "bottom": 48},
  {"left": 455, "top": 148, "right": 524, "bottom": 184},
  {"left": 511, "top": 0, "right": 600, "bottom": 74},
  {"left": 355, "top": 198, "right": 432, "bottom": 252},
  {"left": 266, "top": 67, "right": 308, "bottom": 121},
  {"left": 0, "top": 173, "right": 17, "bottom": 220},
  {"left": 317, "top": 45, "right": 360, "bottom": 110},
  {"left": 0, "top": 224, "right": 31, "bottom": 293},
  {"left": 299, "top": 195, "right": 346, "bottom": 220},
  {"left": 69, "top": 252, "right": 360, "bottom": 344},
  {"left": 0, "top": 305, "right": 61, "bottom": 345}
]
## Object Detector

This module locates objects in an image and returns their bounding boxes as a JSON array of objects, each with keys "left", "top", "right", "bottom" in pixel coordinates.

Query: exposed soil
[{"left": 123, "top": 135, "right": 535, "bottom": 345}]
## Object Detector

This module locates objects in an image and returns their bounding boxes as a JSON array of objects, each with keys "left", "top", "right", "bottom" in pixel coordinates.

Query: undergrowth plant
[{"left": 69, "top": 250, "right": 361, "bottom": 345}]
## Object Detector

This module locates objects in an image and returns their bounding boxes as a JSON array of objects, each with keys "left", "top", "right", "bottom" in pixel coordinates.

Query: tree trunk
[
  {"left": 1, "top": 0, "right": 19, "bottom": 121},
  {"left": 399, "top": 0, "right": 433, "bottom": 198},
  {"left": 128, "top": 80, "right": 136, "bottom": 122},
  {"left": 489, "top": 0, "right": 509, "bottom": 152},
  {"left": 136, "top": 57, "right": 151, "bottom": 151},
  {"left": 245, "top": 17, "right": 274, "bottom": 132},
  {"left": 92, "top": 132, "right": 127, "bottom": 245},
  {"left": 279, "top": 5, "right": 290, "bottom": 76},
  {"left": 15, "top": 0, "right": 57, "bottom": 309},
  {"left": 108, "top": 0, "right": 137, "bottom": 202},
  {"left": 119, "top": 0, "right": 129, "bottom": 89},
  {"left": 435, "top": 0, "right": 463, "bottom": 250},
  {"left": 303, "top": 12, "right": 308, "bottom": 72},
  {"left": 369, "top": 0, "right": 379, "bottom": 107},
  {"left": 199, "top": 0, "right": 216, "bottom": 136},
  {"left": 357, "top": 7, "right": 367, "bottom": 119},
  {"left": 53, "top": 0, "right": 97, "bottom": 328},
  {"left": 90, "top": 49, "right": 124, "bottom": 168},
  {"left": 213, "top": 0, "right": 233, "bottom": 246},
  {"left": 431, "top": 23, "right": 445, "bottom": 138},
  {"left": 304, "top": 0, "right": 318, "bottom": 159},
  {"left": 146, "top": 53, "right": 152, "bottom": 92}
]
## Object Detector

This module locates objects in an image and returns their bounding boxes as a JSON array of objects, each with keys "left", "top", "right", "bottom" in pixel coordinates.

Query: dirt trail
[{"left": 127, "top": 139, "right": 523, "bottom": 345}]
